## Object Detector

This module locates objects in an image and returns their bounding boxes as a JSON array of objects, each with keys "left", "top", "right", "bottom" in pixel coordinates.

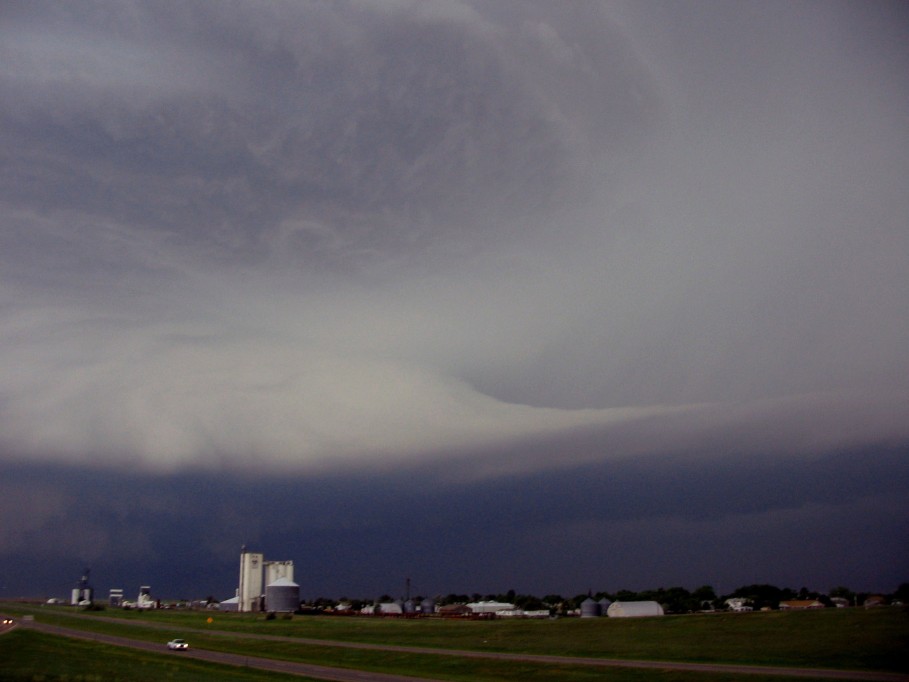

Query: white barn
[
  {"left": 466, "top": 601, "right": 516, "bottom": 615},
  {"left": 606, "top": 600, "right": 664, "bottom": 618}
]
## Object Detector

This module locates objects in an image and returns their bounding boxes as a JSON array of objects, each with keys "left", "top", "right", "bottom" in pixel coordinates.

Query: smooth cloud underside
[
  {"left": 2, "top": 311, "right": 906, "bottom": 474},
  {"left": 0, "top": 309, "right": 695, "bottom": 472},
  {"left": 1, "top": 1, "right": 907, "bottom": 476}
]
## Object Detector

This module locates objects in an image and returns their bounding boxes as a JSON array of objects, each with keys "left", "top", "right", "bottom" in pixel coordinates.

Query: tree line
[{"left": 310, "top": 582, "right": 909, "bottom": 615}]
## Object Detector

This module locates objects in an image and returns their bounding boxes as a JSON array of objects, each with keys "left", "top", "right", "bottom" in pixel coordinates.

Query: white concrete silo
[{"left": 238, "top": 550, "right": 264, "bottom": 612}]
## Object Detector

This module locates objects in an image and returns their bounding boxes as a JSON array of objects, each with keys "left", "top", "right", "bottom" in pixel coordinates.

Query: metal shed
[{"left": 219, "top": 595, "right": 240, "bottom": 612}]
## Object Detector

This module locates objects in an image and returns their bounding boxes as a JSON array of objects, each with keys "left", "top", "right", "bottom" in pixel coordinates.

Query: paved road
[{"left": 8, "top": 615, "right": 909, "bottom": 682}]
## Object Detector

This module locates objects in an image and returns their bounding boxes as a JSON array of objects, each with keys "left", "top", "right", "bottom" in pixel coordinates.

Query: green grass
[
  {"left": 0, "top": 627, "right": 839, "bottom": 682},
  {"left": 0, "top": 628, "right": 313, "bottom": 681},
  {"left": 3, "top": 603, "right": 907, "bottom": 680}
]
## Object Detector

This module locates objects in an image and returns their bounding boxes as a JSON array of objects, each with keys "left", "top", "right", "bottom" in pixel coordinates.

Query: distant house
[
  {"left": 725, "top": 598, "right": 753, "bottom": 612},
  {"left": 863, "top": 596, "right": 887, "bottom": 608},
  {"left": 830, "top": 597, "right": 850, "bottom": 608},
  {"left": 779, "top": 600, "right": 824, "bottom": 610},
  {"left": 606, "top": 601, "right": 664, "bottom": 618}
]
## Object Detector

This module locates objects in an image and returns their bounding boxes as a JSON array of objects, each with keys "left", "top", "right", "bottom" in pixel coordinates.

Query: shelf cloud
[{"left": 1, "top": 1, "right": 907, "bottom": 596}]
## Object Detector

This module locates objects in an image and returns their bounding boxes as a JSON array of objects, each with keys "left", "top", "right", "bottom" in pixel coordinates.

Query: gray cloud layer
[
  {"left": 1, "top": 2, "right": 907, "bottom": 478},
  {"left": 2, "top": 1, "right": 908, "bottom": 598}
]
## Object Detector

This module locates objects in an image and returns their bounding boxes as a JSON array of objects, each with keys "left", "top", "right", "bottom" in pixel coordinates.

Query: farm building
[
  {"left": 361, "top": 601, "right": 404, "bottom": 615},
  {"left": 466, "top": 600, "right": 515, "bottom": 615},
  {"left": 606, "top": 600, "right": 664, "bottom": 618},
  {"left": 779, "top": 600, "right": 824, "bottom": 610},
  {"left": 438, "top": 604, "right": 471, "bottom": 617},
  {"left": 219, "top": 595, "right": 240, "bottom": 612}
]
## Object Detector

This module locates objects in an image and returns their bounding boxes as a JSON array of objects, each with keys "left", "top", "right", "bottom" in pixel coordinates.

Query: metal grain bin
[
  {"left": 265, "top": 577, "right": 299, "bottom": 613},
  {"left": 580, "top": 597, "right": 601, "bottom": 618}
]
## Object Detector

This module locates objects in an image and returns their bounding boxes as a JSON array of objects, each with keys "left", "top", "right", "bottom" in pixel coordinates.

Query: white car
[{"left": 167, "top": 638, "right": 189, "bottom": 651}]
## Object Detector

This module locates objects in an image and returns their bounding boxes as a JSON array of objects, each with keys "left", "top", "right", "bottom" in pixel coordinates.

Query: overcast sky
[{"left": 1, "top": 0, "right": 907, "bottom": 602}]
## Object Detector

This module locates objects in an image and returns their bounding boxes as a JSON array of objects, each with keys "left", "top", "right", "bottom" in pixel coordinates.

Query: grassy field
[
  {"left": 1, "top": 602, "right": 907, "bottom": 681},
  {"left": 0, "top": 627, "right": 855, "bottom": 682},
  {"left": 0, "top": 628, "right": 316, "bottom": 682}
]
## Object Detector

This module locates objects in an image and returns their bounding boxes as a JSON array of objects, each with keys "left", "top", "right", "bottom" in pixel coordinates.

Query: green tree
[
  {"left": 515, "top": 594, "right": 547, "bottom": 611},
  {"left": 729, "top": 584, "right": 794, "bottom": 609},
  {"left": 693, "top": 585, "right": 718, "bottom": 610},
  {"left": 829, "top": 586, "right": 854, "bottom": 603},
  {"left": 440, "top": 593, "right": 469, "bottom": 605},
  {"left": 892, "top": 583, "right": 909, "bottom": 603}
]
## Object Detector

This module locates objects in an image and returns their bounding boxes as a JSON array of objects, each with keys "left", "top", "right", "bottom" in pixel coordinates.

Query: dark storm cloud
[
  {"left": 3, "top": 447, "right": 907, "bottom": 599},
  {"left": 1, "top": 1, "right": 907, "bottom": 596}
]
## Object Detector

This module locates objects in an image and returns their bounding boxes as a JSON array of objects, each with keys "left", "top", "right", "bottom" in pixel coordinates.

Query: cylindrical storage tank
[
  {"left": 420, "top": 597, "right": 436, "bottom": 615},
  {"left": 403, "top": 599, "right": 415, "bottom": 614},
  {"left": 598, "top": 598, "right": 612, "bottom": 615},
  {"left": 265, "top": 577, "right": 300, "bottom": 613},
  {"left": 580, "top": 597, "right": 601, "bottom": 618}
]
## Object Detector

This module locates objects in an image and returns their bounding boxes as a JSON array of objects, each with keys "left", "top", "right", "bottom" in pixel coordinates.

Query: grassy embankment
[
  {"left": 0, "top": 628, "right": 314, "bottom": 682},
  {"left": 1, "top": 601, "right": 907, "bottom": 681},
  {"left": 0, "top": 628, "right": 858, "bottom": 682}
]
